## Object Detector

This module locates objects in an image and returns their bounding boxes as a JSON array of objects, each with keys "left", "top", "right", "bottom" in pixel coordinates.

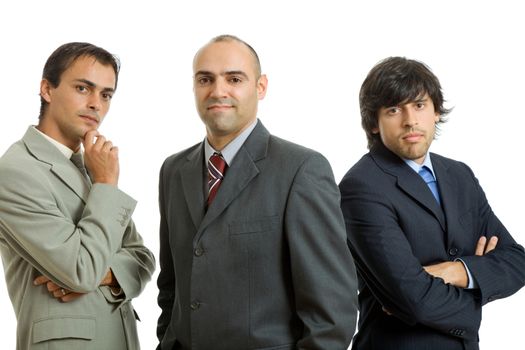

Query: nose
[
  {"left": 210, "top": 78, "right": 228, "bottom": 98},
  {"left": 87, "top": 94, "right": 101, "bottom": 112},
  {"left": 402, "top": 107, "right": 418, "bottom": 128}
]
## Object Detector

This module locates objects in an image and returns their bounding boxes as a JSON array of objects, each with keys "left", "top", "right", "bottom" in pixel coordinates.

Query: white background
[{"left": 1, "top": 1, "right": 524, "bottom": 349}]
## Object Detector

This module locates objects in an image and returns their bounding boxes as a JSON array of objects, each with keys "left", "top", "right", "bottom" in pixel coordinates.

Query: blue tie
[{"left": 418, "top": 166, "right": 441, "bottom": 204}]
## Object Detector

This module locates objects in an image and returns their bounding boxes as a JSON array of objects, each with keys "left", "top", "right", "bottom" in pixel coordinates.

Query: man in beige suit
[{"left": 0, "top": 42, "right": 155, "bottom": 349}]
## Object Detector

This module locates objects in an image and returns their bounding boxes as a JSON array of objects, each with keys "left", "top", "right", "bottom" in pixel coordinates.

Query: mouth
[
  {"left": 402, "top": 132, "right": 424, "bottom": 143},
  {"left": 79, "top": 114, "right": 99, "bottom": 125},
  {"left": 207, "top": 104, "right": 233, "bottom": 111}
]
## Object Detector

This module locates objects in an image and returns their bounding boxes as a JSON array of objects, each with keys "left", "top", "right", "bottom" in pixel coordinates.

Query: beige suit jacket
[{"left": 0, "top": 126, "right": 155, "bottom": 350}]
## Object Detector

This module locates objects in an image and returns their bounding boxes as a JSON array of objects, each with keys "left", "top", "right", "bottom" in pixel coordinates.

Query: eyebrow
[
  {"left": 413, "top": 96, "right": 429, "bottom": 103},
  {"left": 194, "top": 70, "right": 250, "bottom": 80},
  {"left": 74, "top": 78, "right": 115, "bottom": 93}
]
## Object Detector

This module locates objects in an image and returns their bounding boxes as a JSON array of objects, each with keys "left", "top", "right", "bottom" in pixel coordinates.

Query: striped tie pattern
[{"left": 207, "top": 152, "right": 227, "bottom": 206}]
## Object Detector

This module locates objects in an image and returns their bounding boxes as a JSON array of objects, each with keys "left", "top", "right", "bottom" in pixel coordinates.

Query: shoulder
[
  {"left": 0, "top": 140, "right": 43, "bottom": 181},
  {"left": 267, "top": 134, "right": 329, "bottom": 167},
  {"left": 430, "top": 152, "right": 476, "bottom": 178},
  {"left": 339, "top": 152, "right": 379, "bottom": 185},
  {"left": 161, "top": 142, "right": 202, "bottom": 171}
]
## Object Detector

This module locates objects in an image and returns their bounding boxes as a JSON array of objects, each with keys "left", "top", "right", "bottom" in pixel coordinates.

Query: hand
[
  {"left": 475, "top": 236, "right": 498, "bottom": 256},
  {"left": 33, "top": 276, "right": 85, "bottom": 303},
  {"left": 423, "top": 261, "right": 468, "bottom": 288},
  {"left": 99, "top": 269, "right": 118, "bottom": 287},
  {"left": 82, "top": 130, "right": 119, "bottom": 186},
  {"left": 423, "top": 236, "right": 499, "bottom": 287}
]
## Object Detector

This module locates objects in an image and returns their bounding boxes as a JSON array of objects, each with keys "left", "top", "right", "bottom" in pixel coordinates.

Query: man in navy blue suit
[{"left": 339, "top": 56, "right": 525, "bottom": 350}]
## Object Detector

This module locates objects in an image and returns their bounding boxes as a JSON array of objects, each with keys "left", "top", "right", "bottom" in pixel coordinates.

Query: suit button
[
  {"left": 449, "top": 247, "right": 458, "bottom": 256},
  {"left": 190, "top": 301, "right": 201, "bottom": 310},
  {"left": 194, "top": 247, "right": 204, "bottom": 257}
]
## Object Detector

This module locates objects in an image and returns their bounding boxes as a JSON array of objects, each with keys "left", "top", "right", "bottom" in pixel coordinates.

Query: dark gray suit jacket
[
  {"left": 339, "top": 143, "right": 525, "bottom": 350},
  {"left": 157, "top": 121, "right": 358, "bottom": 350}
]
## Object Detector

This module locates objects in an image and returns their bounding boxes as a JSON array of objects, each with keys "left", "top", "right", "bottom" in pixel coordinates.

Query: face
[
  {"left": 39, "top": 55, "right": 116, "bottom": 150},
  {"left": 373, "top": 93, "right": 440, "bottom": 164},
  {"left": 193, "top": 40, "right": 267, "bottom": 149}
]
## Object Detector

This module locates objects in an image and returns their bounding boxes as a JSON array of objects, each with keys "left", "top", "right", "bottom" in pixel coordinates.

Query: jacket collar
[
  {"left": 22, "top": 126, "right": 90, "bottom": 202},
  {"left": 180, "top": 120, "right": 269, "bottom": 244},
  {"left": 370, "top": 142, "right": 446, "bottom": 231}
]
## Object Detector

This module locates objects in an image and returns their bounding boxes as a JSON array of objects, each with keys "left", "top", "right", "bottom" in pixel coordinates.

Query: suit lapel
[
  {"left": 430, "top": 154, "right": 457, "bottom": 236},
  {"left": 193, "top": 121, "right": 268, "bottom": 245},
  {"left": 371, "top": 144, "right": 446, "bottom": 231},
  {"left": 180, "top": 145, "right": 206, "bottom": 231},
  {"left": 22, "top": 127, "right": 90, "bottom": 203}
]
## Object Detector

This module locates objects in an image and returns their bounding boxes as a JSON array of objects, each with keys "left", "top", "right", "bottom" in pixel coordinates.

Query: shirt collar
[
  {"left": 204, "top": 119, "right": 258, "bottom": 166},
  {"left": 403, "top": 152, "right": 437, "bottom": 179},
  {"left": 32, "top": 126, "right": 75, "bottom": 159}
]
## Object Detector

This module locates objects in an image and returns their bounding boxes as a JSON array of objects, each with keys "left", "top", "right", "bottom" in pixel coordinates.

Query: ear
[
  {"left": 256, "top": 74, "right": 268, "bottom": 100},
  {"left": 371, "top": 127, "right": 379, "bottom": 134},
  {"left": 434, "top": 113, "right": 440, "bottom": 123},
  {"left": 40, "top": 79, "right": 53, "bottom": 103}
]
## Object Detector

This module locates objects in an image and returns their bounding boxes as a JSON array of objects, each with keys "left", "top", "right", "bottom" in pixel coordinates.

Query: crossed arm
[
  {"left": 423, "top": 236, "right": 498, "bottom": 288},
  {"left": 34, "top": 269, "right": 121, "bottom": 302}
]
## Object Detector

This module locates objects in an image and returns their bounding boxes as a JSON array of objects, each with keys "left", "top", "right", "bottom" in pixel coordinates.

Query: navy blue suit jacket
[{"left": 339, "top": 143, "right": 525, "bottom": 350}]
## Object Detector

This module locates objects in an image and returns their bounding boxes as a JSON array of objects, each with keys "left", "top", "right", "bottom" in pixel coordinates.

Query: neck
[{"left": 36, "top": 121, "right": 80, "bottom": 152}]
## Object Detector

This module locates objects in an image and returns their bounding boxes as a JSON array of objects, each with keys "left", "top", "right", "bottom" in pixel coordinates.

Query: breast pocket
[{"left": 229, "top": 215, "right": 280, "bottom": 236}]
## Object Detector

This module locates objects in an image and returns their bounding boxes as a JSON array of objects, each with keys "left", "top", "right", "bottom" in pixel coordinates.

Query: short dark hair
[
  {"left": 359, "top": 56, "right": 451, "bottom": 149},
  {"left": 39, "top": 42, "right": 120, "bottom": 119},
  {"left": 209, "top": 34, "right": 262, "bottom": 77}
]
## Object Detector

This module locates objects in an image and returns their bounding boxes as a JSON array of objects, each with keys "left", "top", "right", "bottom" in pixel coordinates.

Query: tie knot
[
  {"left": 418, "top": 166, "right": 435, "bottom": 184},
  {"left": 209, "top": 153, "right": 227, "bottom": 175}
]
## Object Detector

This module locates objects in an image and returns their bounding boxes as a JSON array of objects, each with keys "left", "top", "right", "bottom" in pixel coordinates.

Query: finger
[
  {"left": 53, "top": 287, "right": 73, "bottom": 299},
  {"left": 33, "top": 275, "right": 50, "bottom": 286},
  {"left": 102, "top": 141, "right": 114, "bottom": 153},
  {"left": 61, "top": 292, "right": 84, "bottom": 303},
  {"left": 53, "top": 287, "right": 67, "bottom": 298},
  {"left": 47, "top": 281, "right": 62, "bottom": 293},
  {"left": 475, "top": 236, "right": 487, "bottom": 256},
  {"left": 92, "top": 135, "right": 107, "bottom": 151},
  {"left": 485, "top": 236, "right": 498, "bottom": 253},
  {"left": 82, "top": 130, "right": 99, "bottom": 151},
  {"left": 110, "top": 146, "right": 119, "bottom": 157}
]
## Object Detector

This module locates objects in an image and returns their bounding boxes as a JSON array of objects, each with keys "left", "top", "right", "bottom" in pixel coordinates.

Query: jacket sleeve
[
  {"left": 285, "top": 153, "right": 358, "bottom": 349},
  {"left": 156, "top": 160, "right": 176, "bottom": 344},
  {"left": 0, "top": 163, "right": 144, "bottom": 293},
  {"left": 109, "top": 218, "right": 156, "bottom": 301},
  {"left": 457, "top": 164, "right": 525, "bottom": 305},
  {"left": 339, "top": 173, "right": 482, "bottom": 341}
]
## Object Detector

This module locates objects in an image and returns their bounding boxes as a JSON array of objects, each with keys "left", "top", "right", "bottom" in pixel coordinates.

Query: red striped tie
[{"left": 207, "top": 152, "right": 227, "bottom": 206}]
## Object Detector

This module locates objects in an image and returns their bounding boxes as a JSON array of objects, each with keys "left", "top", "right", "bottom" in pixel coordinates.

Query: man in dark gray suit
[
  {"left": 339, "top": 57, "right": 525, "bottom": 349},
  {"left": 156, "top": 35, "right": 358, "bottom": 350}
]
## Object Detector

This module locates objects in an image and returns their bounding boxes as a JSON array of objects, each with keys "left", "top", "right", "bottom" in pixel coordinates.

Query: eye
[
  {"left": 197, "top": 76, "right": 213, "bottom": 85},
  {"left": 101, "top": 92, "right": 113, "bottom": 101},
  {"left": 415, "top": 102, "right": 425, "bottom": 109},
  {"left": 386, "top": 107, "right": 400, "bottom": 115},
  {"left": 76, "top": 85, "right": 88, "bottom": 93},
  {"left": 228, "top": 76, "right": 242, "bottom": 84}
]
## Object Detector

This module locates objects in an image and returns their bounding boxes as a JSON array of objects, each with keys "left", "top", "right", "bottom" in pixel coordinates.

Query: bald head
[{"left": 194, "top": 35, "right": 261, "bottom": 78}]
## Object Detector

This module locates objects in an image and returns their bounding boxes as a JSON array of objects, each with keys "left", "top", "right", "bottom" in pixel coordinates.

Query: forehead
[
  {"left": 61, "top": 56, "right": 116, "bottom": 89},
  {"left": 193, "top": 41, "right": 257, "bottom": 76}
]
